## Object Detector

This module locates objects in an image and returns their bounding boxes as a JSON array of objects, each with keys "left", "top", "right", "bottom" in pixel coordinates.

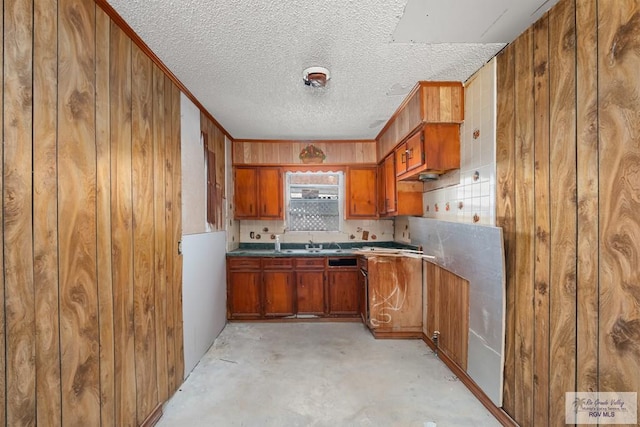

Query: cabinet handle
[
  {"left": 263, "top": 204, "right": 266, "bottom": 213},
  {"left": 401, "top": 152, "right": 406, "bottom": 164},
  {"left": 407, "top": 148, "right": 413, "bottom": 160},
  {"left": 249, "top": 203, "right": 253, "bottom": 214}
]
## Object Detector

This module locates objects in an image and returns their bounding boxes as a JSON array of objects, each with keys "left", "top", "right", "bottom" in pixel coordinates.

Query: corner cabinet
[
  {"left": 233, "top": 166, "right": 283, "bottom": 219},
  {"left": 346, "top": 166, "right": 378, "bottom": 219},
  {"left": 395, "top": 124, "right": 460, "bottom": 181},
  {"left": 378, "top": 154, "right": 423, "bottom": 217},
  {"left": 366, "top": 255, "right": 423, "bottom": 338}
]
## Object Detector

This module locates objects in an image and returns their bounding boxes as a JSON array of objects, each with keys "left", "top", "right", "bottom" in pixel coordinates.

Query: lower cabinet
[
  {"left": 424, "top": 261, "right": 469, "bottom": 370},
  {"left": 296, "top": 270, "right": 325, "bottom": 315},
  {"left": 263, "top": 258, "right": 295, "bottom": 317},
  {"left": 327, "top": 269, "right": 359, "bottom": 315},
  {"left": 264, "top": 270, "right": 295, "bottom": 317},
  {"left": 226, "top": 256, "right": 359, "bottom": 319},
  {"left": 227, "top": 258, "right": 262, "bottom": 318},
  {"left": 366, "top": 255, "right": 422, "bottom": 337}
]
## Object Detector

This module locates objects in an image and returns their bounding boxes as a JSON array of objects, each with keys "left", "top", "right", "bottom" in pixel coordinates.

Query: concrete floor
[{"left": 158, "top": 323, "right": 501, "bottom": 427}]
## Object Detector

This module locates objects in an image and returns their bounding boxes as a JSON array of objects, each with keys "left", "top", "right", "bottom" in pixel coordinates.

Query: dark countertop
[{"left": 226, "top": 242, "right": 419, "bottom": 257}]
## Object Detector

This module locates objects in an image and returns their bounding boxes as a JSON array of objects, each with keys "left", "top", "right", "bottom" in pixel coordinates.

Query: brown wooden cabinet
[
  {"left": 377, "top": 81, "right": 464, "bottom": 161},
  {"left": 233, "top": 166, "right": 283, "bottom": 219},
  {"left": 327, "top": 268, "right": 359, "bottom": 315},
  {"left": 346, "top": 166, "right": 377, "bottom": 219},
  {"left": 263, "top": 258, "right": 295, "bottom": 317},
  {"left": 378, "top": 154, "right": 423, "bottom": 217},
  {"left": 227, "top": 255, "right": 361, "bottom": 319},
  {"left": 380, "top": 154, "right": 397, "bottom": 215},
  {"left": 295, "top": 257, "right": 326, "bottom": 315},
  {"left": 395, "top": 124, "right": 460, "bottom": 181},
  {"left": 424, "top": 261, "right": 469, "bottom": 370},
  {"left": 366, "top": 255, "right": 422, "bottom": 338},
  {"left": 395, "top": 130, "right": 424, "bottom": 177},
  {"left": 227, "top": 257, "right": 262, "bottom": 318}
]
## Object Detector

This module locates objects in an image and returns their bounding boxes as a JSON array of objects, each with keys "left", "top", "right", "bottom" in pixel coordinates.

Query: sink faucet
[{"left": 329, "top": 242, "right": 342, "bottom": 250}]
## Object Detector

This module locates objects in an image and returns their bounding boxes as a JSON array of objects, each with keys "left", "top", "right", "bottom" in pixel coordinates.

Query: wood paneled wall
[
  {"left": 496, "top": 0, "right": 640, "bottom": 425},
  {"left": 232, "top": 139, "right": 377, "bottom": 165},
  {"left": 202, "top": 112, "right": 227, "bottom": 230},
  {"left": 1, "top": 0, "right": 184, "bottom": 425}
]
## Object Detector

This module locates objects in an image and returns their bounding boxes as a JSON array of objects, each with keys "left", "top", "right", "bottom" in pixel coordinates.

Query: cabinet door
[
  {"left": 405, "top": 130, "right": 424, "bottom": 172},
  {"left": 328, "top": 270, "right": 359, "bottom": 315},
  {"left": 228, "top": 270, "right": 262, "bottom": 318},
  {"left": 383, "top": 155, "right": 397, "bottom": 214},
  {"left": 395, "top": 142, "right": 407, "bottom": 176},
  {"left": 423, "top": 123, "right": 460, "bottom": 171},
  {"left": 424, "top": 261, "right": 469, "bottom": 370},
  {"left": 234, "top": 167, "right": 258, "bottom": 218},
  {"left": 296, "top": 270, "right": 325, "bottom": 315},
  {"left": 377, "top": 163, "right": 386, "bottom": 215},
  {"left": 258, "top": 168, "right": 283, "bottom": 218},
  {"left": 346, "top": 166, "right": 377, "bottom": 218},
  {"left": 358, "top": 268, "right": 367, "bottom": 323},
  {"left": 264, "top": 271, "right": 295, "bottom": 317}
]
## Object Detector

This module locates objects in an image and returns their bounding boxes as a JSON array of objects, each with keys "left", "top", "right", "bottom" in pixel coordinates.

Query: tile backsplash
[
  {"left": 422, "top": 58, "right": 497, "bottom": 226},
  {"left": 239, "top": 219, "right": 395, "bottom": 244}
]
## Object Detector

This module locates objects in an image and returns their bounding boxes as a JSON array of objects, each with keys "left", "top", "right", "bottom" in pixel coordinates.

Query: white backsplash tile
[
  {"left": 420, "top": 58, "right": 497, "bottom": 226},
  {"left": 239, "top": 218, "right": 395, "bottom": 244}
]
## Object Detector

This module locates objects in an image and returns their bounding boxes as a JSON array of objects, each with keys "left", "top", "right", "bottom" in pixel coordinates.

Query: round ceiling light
[{"left": 303, "top": 66, "right": 331, "bottom": 88}]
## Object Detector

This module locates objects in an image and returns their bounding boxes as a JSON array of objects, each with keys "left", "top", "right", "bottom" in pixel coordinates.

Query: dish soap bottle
[{"left": 275, "top": 235, "right": 281, "bottom": 252}]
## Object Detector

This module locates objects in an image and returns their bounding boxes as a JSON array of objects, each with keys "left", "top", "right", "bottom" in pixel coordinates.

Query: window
[{"left": 286, "top": 171, "right": 343, "bottom": 232}]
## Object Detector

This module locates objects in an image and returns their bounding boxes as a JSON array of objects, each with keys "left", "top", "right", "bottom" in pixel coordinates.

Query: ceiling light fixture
[{"left": 303, "top": 66, "right": 331, "bottom": 88}]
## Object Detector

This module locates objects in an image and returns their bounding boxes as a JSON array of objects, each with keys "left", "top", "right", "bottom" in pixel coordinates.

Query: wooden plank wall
[
  {"left": 1, "top": 0, "right": 184, "bottom": 425},
  {"left": 496, "top": 0, "right": 640, "bottom": 425},
  {"left": 201, "top": 112, "right": 227, "bottom": 230},
  {"left": 233, "top": 139, "right": 377, "bottom": 165}
]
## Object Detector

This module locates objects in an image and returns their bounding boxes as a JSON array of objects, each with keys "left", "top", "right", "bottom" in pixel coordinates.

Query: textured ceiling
[{"left": 106, "top": 0, "right": 558, "bottom": 140}]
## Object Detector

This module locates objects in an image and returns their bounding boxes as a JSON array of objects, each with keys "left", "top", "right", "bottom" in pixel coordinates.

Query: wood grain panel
[
  {"left": 232, "top": 140, "right": 377, "bottom": 165},
  {"left": 95, "top": 8, "right": 116, "bottom": 426},
  {"left": 215, "top": 124, "right": 225, "bottom": 199},
  {"left": 575, "top": 0, "right": 599, "bottom": 398},
  {"left": 164, "top": 75, "right": 178, "bottom": 394},
  {"left": 513, "top": 28, "right": 535, "bottom": 426},
  {"left": 424, "top": 262, "right": 438, "bottom": 339},
  {"left": 597, "top": 0, "right": 640, "bottom": 407},
  {"left": 532, "top": 14, "right": 550, "bottom": 427},
  {"left": 4, "top": 0, "right": 36, "bottom": 424},
  {"left": 132, "top": 45, "right": 158, "bottom": 423},
  {"left": 153, "top": 63, "right": 169, "bottom": 403},
  {"left": 171, "top": 83, "right": 185, "bottom": 385},
  {"left": 58, "top": 0, "right": 100, "bottom": 424},
  {"left": 438, "top": 267, "right": 469, "bottom": 370},
  {"left": 34, "top": 0, "right": 62, "bottom": 425},
  {"left": 496, "top": 43, "right": 517, "bottom": 418},
  {"left": 548, "top": 1, "right": 577, "bottom": 425},
  {"left": 0, "top": 3, "right": 5, "bottom": 424},
  {"left": 110, "top": 22, "right": 137, "bottom": 426}
]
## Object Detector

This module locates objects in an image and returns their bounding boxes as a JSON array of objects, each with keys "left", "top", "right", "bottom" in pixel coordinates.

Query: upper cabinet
[
  {"left": 346, "top": 166, "right": 378, "bottom": 219},
  {"left": 377, "top": 82, "right": 464, "bottom": 175},
  {"left": 395, "top": 123, "right": 461, "bottom": 181},
  {"left": 234, "top": 166, "right": 283, "bottom": 219}
]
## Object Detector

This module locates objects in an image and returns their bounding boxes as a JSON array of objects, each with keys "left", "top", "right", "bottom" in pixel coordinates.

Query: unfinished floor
[{"left": 158, "top": 323, "right": 500, "bottom": 426}]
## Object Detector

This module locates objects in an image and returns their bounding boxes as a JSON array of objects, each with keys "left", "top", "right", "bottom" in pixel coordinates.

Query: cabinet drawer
[
  {"left": 294, "top": 257, "right": 326, "bottom": 269},
  {"left": 227, "top": 257, "right": 261, "bottom": 270},
  {"left": 263, "top": 258, "right": 294, "bottom": 269}
]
